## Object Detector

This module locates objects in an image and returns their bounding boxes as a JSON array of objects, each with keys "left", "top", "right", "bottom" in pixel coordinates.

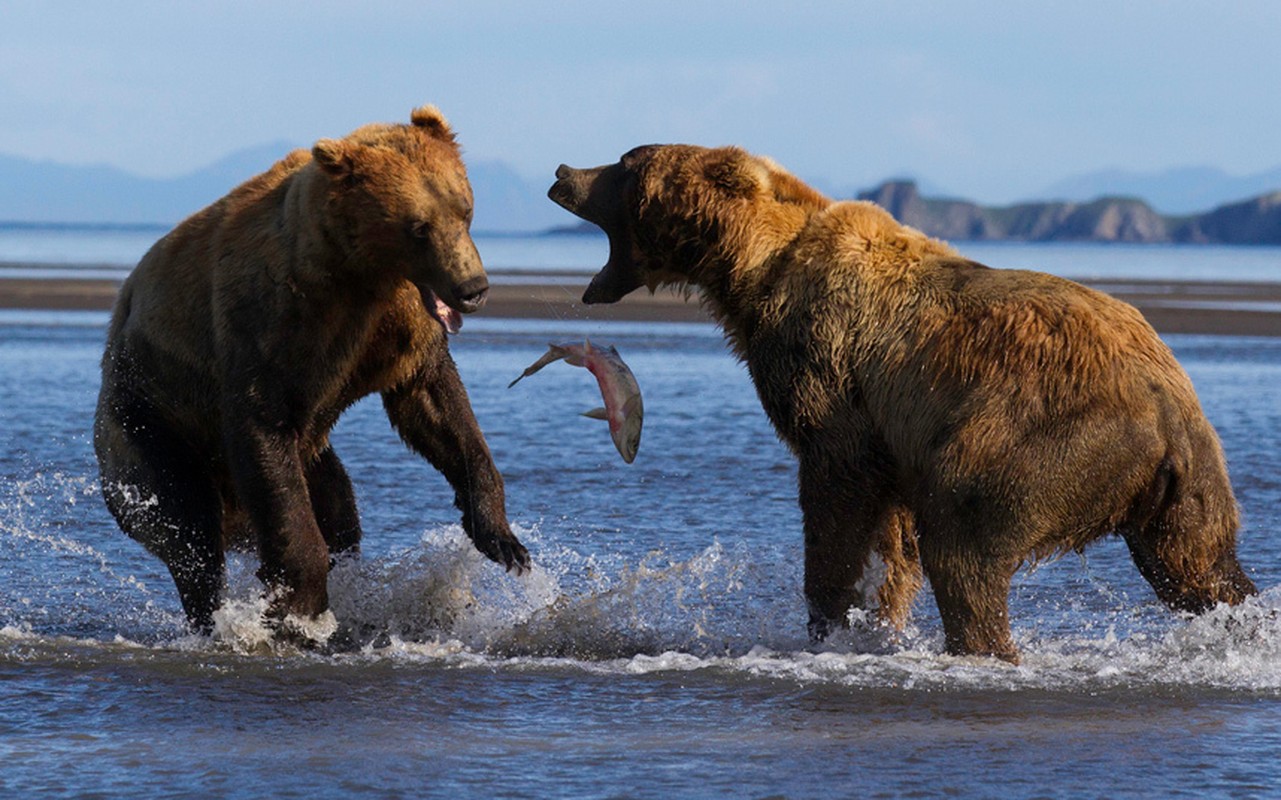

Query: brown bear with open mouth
[
  {"left": 94, "top": 106, "right": 528, "bottom": 638},
  {"left": 549, "top": 144, "right": 1255, "bottom": 663}
]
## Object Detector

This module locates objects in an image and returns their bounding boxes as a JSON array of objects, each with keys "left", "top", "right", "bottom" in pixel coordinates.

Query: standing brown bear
[
  {"left": 94, "top": 106, "right": 528, "bottom": 639},
  {"left": 549, "top": 144, "right": 1255, "bottom": 663}
]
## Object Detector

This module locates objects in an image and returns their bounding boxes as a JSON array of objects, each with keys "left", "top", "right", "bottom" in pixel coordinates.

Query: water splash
[
  {"left": 3, "top": 474, "right": 1279, "bottom": 693},
  {"left": 0, "top": 471, "right": 184, "bottom": 640},
  {"left": 319, "top": 527, "right": 1281, "bottom": 693}
]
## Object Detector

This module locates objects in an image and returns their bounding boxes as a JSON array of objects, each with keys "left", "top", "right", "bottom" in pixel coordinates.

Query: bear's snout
[
  {"left": 548, "top": 164, "right": 602, "bottom": 217},
  {"left": 455, "top": 276, "right": 490, "bottom": 312},
  {"left": 548, "top": 168, "right": 581, "bottom": 212}
]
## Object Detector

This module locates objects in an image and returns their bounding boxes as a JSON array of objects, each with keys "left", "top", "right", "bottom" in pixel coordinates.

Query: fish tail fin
[{"left": 509, "top": 343, "right": 575, "bottom": 388}]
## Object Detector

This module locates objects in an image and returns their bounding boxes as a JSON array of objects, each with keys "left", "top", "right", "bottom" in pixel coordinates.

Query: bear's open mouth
[{"left": 423, "top": 288, "right": 462, "bottom": 334}]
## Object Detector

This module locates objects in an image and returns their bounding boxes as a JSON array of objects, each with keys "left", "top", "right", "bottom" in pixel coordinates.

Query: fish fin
[
  {"left": 581, "top": 407, "right": 609, "bottom": 420},
  {"left": 622, "top": 393, "right": 643, "bottom": 418}
]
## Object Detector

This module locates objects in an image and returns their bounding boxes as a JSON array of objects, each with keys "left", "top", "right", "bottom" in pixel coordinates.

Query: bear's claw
[{"left": 476, "top": 533, "right": 531, "bottom": 576}]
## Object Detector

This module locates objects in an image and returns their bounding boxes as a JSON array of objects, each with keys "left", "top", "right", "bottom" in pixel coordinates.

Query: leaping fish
[{"left": 509, "top": 339, "right": 643, "bottom": 463}]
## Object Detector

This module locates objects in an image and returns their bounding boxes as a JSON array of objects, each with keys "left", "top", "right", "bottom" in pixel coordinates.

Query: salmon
[{"left": 509, "top": 339, "right": 643, "bottom": 463}]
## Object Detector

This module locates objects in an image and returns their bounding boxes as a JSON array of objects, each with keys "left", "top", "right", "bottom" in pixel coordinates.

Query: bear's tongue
[{"left": 424, "top": 289, "right": 462, "bottom": 335}]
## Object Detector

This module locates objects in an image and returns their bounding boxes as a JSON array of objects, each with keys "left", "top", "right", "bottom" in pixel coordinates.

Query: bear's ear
[
  {"left": 410, "top": 105, "right": 456, "bottom": 143},
  {"left": 703, "top": 149, "right": 763, "bottom": 198},
  {"left": 312, "top": 139, "right": 353, "bottom": 177},
  {"left": 620, "top": 144, "right": 661, "bottom": 171}
]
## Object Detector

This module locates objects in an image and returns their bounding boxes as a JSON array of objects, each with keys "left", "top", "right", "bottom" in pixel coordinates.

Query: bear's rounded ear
[
  {"left": 620, "top": 144, "right": 660, "bottom": 171},
  {"left": 312, "top": 139, "right": 352, "bottom": 177},
  {"left": 410, "top": 105, "right": 456, "bottom": 143},
  {"left": 704, "top": 149, "right": 763, "bottom": 198}
]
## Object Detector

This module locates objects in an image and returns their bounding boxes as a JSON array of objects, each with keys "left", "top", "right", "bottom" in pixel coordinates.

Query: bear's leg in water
[
  {"left": 97, "top": 410, "right": 225, "bottom": 632},
  {"left": 221, "top": 421, "right": 332, "bottom": 622},
  {"left": 306, "top": 445, "right": 363, "bottom": 560},
  {"left": 799, "top": 459, "right": 904, "bottom": 640},
  {"left": 918, "top": 530, "right": 1020, "bottom": 663},
  {"left": 873, "top": 507, "right": 923, "bottom": 630}
]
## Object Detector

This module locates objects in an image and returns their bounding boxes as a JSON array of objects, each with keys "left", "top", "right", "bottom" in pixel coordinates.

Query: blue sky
[{"left": 2, "top": 1, "right": 1278, "bottom": 202}]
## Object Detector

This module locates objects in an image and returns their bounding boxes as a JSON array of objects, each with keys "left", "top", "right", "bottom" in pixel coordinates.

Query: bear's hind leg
[
  {"left": 919, "top": 533, "right": 1020, "bottom": 663},
  {"left": 800, "top": 462, "right": 912, "bottom": 640},
  {"left": 96, "top": 414, "right": 225, "bottom": 632},
  {"left": 1122, "top": 457, "right": 1255, "bottom": 613},
  {"left": 874, "top": 508, "right": 923, "bottom": 631},
  {"left": 306, "top": 446, "right": 363, "bottom": 559}
]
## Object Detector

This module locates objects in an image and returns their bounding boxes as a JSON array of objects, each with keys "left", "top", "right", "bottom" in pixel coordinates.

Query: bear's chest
[
  {"left": 744, "top": 334, "right": 833, "bottom": 445},
  {"left": 295, "top": 287, "right": 437, "bottom": 420},
  {"left": 344, "top": 303, "right": 439, "bottom": 397},
  {"left": 741, "top": 309, "right": 875, "bottom": 453}
]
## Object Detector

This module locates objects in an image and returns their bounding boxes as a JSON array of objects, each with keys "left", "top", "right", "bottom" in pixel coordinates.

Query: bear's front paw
[{"left": 469, "top": 525, "right": 531, "bottom": 576}]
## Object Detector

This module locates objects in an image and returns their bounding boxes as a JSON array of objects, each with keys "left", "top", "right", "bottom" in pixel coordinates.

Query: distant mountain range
[
  {"left": 0, "top": 145, "right": 569, "bottom": 233},
  {"left": 1, "top": 145, "right": 1279, "bottom": 242},
  {"left": 1036, "top": 165, "right": 1281, "bottom": 216},
  {"left": 859, "top": 181, "right": 1281, "bottom": 245},
  {"left": 0, "top": 143, "right": 295, "bottom": 228}
]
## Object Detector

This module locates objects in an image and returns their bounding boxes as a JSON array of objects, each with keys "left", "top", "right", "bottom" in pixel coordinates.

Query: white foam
[
  {"left": 203, "top": 588, "right": 340, "bottom": 652},
  {"left": 317, "top": 530, "right": 1281, "bottom": 693},
  {"left": 321, "top": 528, "right": 1281, "bottom": 692}
]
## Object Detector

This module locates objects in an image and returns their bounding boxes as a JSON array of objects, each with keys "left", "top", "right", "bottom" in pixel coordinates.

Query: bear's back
[{"left": 106, "top": 149, "right": 317, "bottom": 399}]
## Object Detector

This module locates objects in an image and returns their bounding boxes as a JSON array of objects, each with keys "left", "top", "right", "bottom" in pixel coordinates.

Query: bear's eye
[{"left": 409, "top": 221, "right": 431, "bottom": 240}]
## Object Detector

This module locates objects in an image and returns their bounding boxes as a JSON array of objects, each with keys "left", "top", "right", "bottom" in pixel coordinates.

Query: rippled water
[{"left": 2, "top": 308, "right": 1280, "bottom": 798}]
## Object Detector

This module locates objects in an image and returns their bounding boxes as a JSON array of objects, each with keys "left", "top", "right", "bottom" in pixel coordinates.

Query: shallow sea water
[{"left": 2, "top": 252, "right": 1281, "bottom": 796}]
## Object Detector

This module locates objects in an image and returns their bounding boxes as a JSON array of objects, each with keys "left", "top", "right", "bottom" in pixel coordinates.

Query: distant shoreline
[
  {"left": 2, "top": 269, "right": 1280, "bottom": 337},
  {"left": 0, "top": 220, "right": 171, "bottom": 232}
]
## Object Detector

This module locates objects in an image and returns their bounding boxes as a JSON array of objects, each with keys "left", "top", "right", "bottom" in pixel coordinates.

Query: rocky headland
[{"left": 858, "top": 181, "right": 1281, "bottom": 244}]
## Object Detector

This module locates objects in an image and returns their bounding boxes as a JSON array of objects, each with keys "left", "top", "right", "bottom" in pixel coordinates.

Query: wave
[{"left": 320, "top": 525, "right": 1281, "bottom": 694}]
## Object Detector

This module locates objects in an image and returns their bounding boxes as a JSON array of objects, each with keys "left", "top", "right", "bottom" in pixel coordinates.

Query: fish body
[{"left": 509, "top": 339, "right": 643, "bottom": 463}]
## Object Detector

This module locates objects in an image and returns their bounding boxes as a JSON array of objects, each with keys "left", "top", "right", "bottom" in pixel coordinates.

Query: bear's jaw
[
  {"left": 550, "top": 162, "right": 649, "bottom": 305},
  {"left": 582, "top": 238, "right": 647, "bottom": 304}
]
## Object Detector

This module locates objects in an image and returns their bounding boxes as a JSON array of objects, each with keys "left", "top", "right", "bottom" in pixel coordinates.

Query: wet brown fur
[
  {"left": 556, "top": 144, "right": 1255, "bottom": 663},
  {"left": 94, "top": 106, "right": 528, "bottom": 634}
]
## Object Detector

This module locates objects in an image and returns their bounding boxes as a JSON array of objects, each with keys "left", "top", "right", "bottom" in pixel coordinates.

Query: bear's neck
[
  {"left": 280, "top": 171, "right": 346, "bottom": 282},
  {"left": 691, "top": 209, "right": 813, "bottom": 358}
]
